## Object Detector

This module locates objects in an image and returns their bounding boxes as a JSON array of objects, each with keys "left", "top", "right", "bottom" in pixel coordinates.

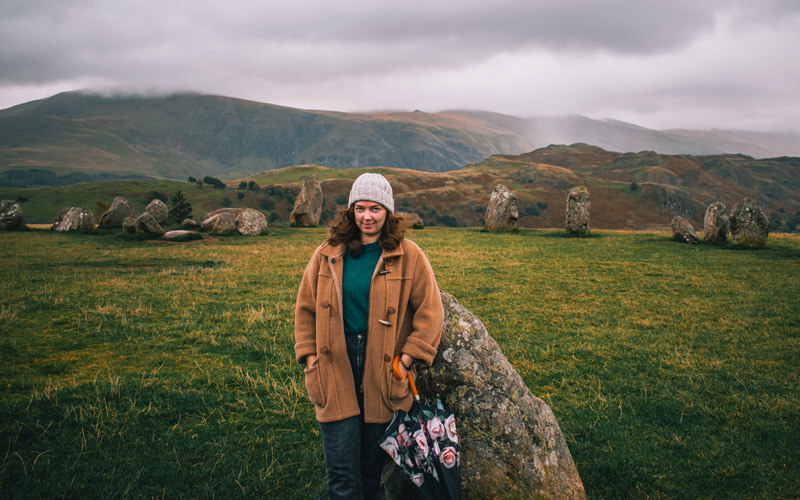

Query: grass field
[{"left": 1, "top": 227, "right": 798, "bottom": 499}]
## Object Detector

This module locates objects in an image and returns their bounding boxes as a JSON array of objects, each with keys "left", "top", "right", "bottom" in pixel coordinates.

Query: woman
[{"left": 295, "top": 173, "right": 444, "bottom": 499}]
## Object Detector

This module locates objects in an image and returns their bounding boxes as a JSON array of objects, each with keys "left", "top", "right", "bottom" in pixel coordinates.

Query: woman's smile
[{"left": 354, "top": 201, "right": 387, "bottom": 243}]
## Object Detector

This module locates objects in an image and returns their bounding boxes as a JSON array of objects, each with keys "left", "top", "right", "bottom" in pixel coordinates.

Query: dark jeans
[{"left": 320, "top": 334, "right": 388, "bottom": 500}]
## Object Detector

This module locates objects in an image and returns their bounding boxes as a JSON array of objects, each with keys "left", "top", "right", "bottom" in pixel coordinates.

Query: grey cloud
[
  {"left": 0, "top": 0, "right": 798, "bottom": 131},
  {"left": 0, "top": 0, "right": 762, "bottom": 86}
]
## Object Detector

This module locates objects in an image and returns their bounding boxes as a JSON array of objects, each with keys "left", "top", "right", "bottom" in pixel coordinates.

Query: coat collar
[{"left": 319, "top": 239, "right": 405, "bottom": 259}]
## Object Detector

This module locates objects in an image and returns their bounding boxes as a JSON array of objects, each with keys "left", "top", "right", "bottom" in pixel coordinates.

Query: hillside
[
  {"left": 0, "top": 92, "right": 530, "bottom": 186},
  {"left": 464, "top": 144, "right": 800, "bottom": 230},
  {"left": 2, "top": 92, "right": 800, "bottom": 188},
  {"left": 4, "top": 144, "right": 797, "bottom": 231}
]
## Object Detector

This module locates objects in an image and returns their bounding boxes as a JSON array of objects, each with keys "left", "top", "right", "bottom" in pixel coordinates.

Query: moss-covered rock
[
  {"left": 386, "top": 292, "right": 586, "bottom": 499},
  {"left": 730, "top": 198, "right": 769, "bottom": 247}
]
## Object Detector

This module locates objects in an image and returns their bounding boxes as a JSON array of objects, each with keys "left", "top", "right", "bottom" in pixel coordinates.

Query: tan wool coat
[{"left": 294, "top": 238, "right": 444, "bottom": 424}]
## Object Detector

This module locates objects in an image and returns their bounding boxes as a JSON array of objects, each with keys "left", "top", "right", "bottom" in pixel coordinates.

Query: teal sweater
[{"left": 342, "top": 242, "right": 382, "bottom": 335}]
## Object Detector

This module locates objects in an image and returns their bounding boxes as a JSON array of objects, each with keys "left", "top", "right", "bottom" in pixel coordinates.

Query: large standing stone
[
  {"left": 290, "top": 175, "right": 324, "bottom": 226},
  {"left": 52, "top": 207, "right": 95, "bottom": 232},
  {"left": 99, "top": 197, "right": 135, "bottom": 228},
  {"left": 565, "top": 186, "right": 590, "bottom": 236},
  {"left": 144, "top": 199, "right": 169, "bottom": 224},
  {"left": 730, "top": 198, "right": 769, "bottom": 247},
  {"left": 135, "top": 212, "right": 166, "bottom": 236},
  {"left": 484, "top": 185, "right": 518, "bottom": 232},
  {"left": 703, "top": 202, "right": 729, "bottom": 244},
  {"left": 671, "top": 216, "right": 699, "bottom": 244},
  {"left": 385, "top": 292, "right": 586, "bottom": 499},
  {"left": 235, "top": 208, "right": 267, "bottom": 235},
  {"left": 0, "top": 200, "right": 26, "bottom": 230}
]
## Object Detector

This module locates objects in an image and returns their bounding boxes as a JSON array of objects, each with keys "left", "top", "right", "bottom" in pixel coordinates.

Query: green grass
[{"left": 1, "top": 228, "right": 798, "bottom": 499}]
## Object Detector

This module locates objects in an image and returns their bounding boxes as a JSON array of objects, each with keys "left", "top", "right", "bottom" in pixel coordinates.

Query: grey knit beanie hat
[{"left": 347, "top": 173, "right": 394, "bottom": 213}]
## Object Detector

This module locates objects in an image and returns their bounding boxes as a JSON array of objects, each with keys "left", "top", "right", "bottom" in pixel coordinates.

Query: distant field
[{"left": 1, "top": 228, "right": 798, "bottom": 498}]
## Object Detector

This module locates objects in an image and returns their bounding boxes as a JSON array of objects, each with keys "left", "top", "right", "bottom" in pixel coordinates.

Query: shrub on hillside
[
  {"left": 168, "top": 191, "right": 192, "bottom": 223},
  {"left": 203, "top": 176, "right": 226, "bottom": 189}
]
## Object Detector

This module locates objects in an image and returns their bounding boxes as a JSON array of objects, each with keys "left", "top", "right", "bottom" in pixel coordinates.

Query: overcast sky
[{"left": 1, "top": 0, "right": 799, "bottom": 131}]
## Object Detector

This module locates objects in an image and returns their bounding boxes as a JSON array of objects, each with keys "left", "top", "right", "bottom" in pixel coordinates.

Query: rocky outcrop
[
  {"left": 703, "top": 202, "right": 729, "bottom": 244},
  {"left": 0, "top": 200, "right": 26, "bottom": 230},
  {"left": 671, "top": 216, "right": 699, "bottom": 244},
  {"left": 135, "top": 212, "right": 165, "bottom": 236},
  {"left": 200, "top": 208, "right": 265, "bottom": 235},
  {"left": 235, "top": 208, "right": 267, "bottom": 235},
  {"left": 397, "top": 211, "right": 424, "bottom": 229},
  {"left": 565, "top": 186, "right": 590, "bottom": 236},
  {"left": 484, "top": 185, "right": 518, "bottom": 232},
  {"left": 144, "top": 199, "right": 169, "bottom": 224},
  {"left": 52, "top": 207, "right": 95, "bottom": 232},
  {"left": 202, "top": 212, "right": 237, "bottom": 235},
  {"left": 289, "top": 175, "right": 323, "bottom": 226},
  {"left": 99, "top": 197, "right": 135, "bottom": 228},
  {"left": 730, "top": 198, "right": 769, "bottom": 247},
  {"left": 385, "top": 292, "right": 585, "bottom": 499}
]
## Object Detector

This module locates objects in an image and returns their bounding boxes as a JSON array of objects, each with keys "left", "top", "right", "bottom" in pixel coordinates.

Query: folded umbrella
[{"left": 379, "top": 356, "right": 462, "bottom": 500}]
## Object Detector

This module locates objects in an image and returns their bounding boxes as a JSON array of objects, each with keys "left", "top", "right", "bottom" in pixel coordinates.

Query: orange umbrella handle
[{"left": 392, "top": 355, "right": 419, "bottom": 398}]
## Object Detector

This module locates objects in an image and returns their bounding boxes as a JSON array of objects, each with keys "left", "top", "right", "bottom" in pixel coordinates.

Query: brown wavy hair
[{"left": 328, "top": 206, "right": 407, "bottom": 257}]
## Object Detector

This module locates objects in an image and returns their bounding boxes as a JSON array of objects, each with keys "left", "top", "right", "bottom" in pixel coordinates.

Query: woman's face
[{"left": 353, "top": 201, "right": 387, "bottom": 243}]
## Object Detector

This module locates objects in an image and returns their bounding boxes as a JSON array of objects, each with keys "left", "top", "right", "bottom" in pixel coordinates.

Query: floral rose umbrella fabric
[
  {"left": 428, "top": 398, "right": 461, "bottom": 500},
  {"left": 380, "top": 358, "right": 462, "bottom": 500}
]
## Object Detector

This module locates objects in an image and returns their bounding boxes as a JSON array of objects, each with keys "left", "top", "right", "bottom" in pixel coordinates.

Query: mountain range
[{"left": 1, "top": 91, "right": 799, "bottom": 188}]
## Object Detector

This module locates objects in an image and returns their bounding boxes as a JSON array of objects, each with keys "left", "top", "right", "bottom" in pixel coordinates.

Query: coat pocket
[
  {"left": 385, "top": 370, "right": 410, "bottom": 409},
  {"left": 303, "top": 361, "right": 326, "bottom": 408}
]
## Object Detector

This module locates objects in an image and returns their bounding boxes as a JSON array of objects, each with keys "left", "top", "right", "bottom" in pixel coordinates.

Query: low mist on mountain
[{"left": 2, "top": 92, "right": 799, "bottom": 189}]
